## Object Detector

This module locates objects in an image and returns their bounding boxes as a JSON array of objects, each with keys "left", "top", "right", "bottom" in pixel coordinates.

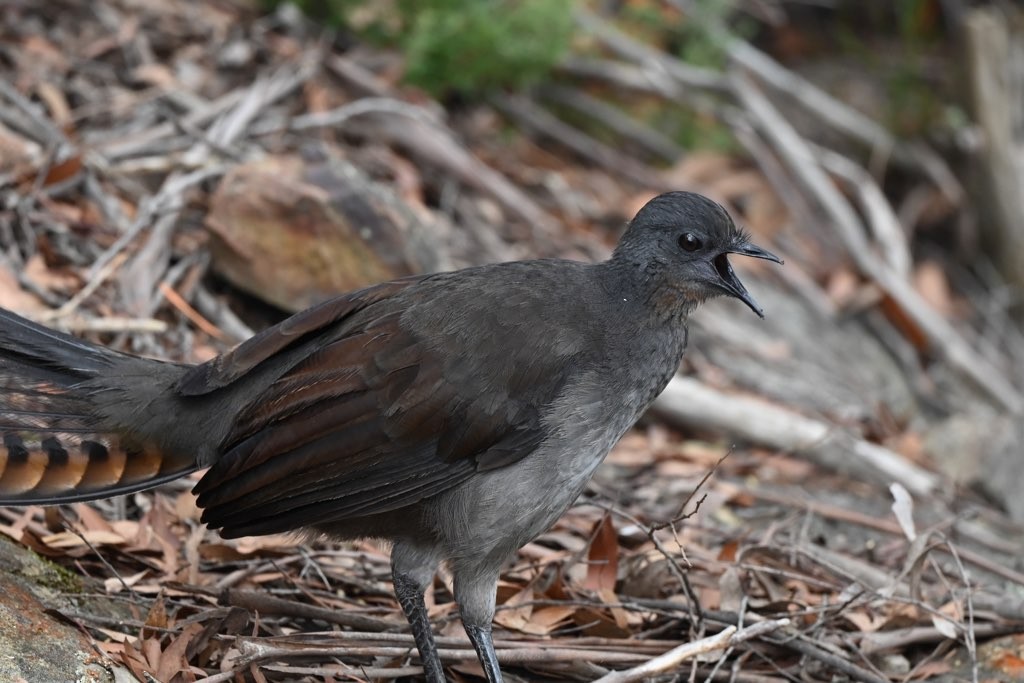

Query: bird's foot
[{"left": 464, "top": 623, "right": 502, "bottom": 683}]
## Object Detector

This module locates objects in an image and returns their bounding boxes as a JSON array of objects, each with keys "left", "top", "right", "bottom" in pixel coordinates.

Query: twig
[
  {"left": 185, "top": 57, "right": 321, "bottom": 166},
  {"left": 592, "top": 619, "right": 790, "bottom": 683},
  {"left": 59, "top": 510, "right": 139, "bottom": 601},
  {"left": 158, "top": 282, "right": 231, "bottom": 343},
  {"left": 233, "top": 638, "right": 651, "bottom": 667},
  {"left": 813, "top": 143, "right": 912, "bottom": 278},
  {"left": 792, "top": 543, "right": 911, "bottom": 598},
  {"left": 725, "top": 111, "right": 821, "bottom": 250},
  {"left": 220, "top": 589, "right": 396, "bottom": 632},
  {"left": 49, "top": 316, "right": 169, "bottom": 334},
  {"left": 702, "top": 596, "right": 747, "bottom": 683},
  {"left": 82, "top": 171, "right": 131, "bottom": 235},
  {"left": 858, "top": 621, "right": 1024, "bottom": 653},
  {"left": 250, "top": 96, "right": 443, "bottom": 136},
  {"left": 94, "top": 90, "right": 247, "bottom": 161},
  {"left": 0, "top": 78, "right": 71, "bottom": 152},
  {"left": 558, "top": 56, "right": 685, "bottom": 98},
  {"left": 103, "top": 164, "right": 225, "bottom": 316},
  {"left": 191, "top": 285, "right": 254, "bottom": 344},
  {"left": 35, "top": 253, "right": 127, "bottom": 323},
  {"left": 230, "top": 629, "right": 681, "bottom": 653},
  {"left": 761, "top": 630, "right": 890, "bottom": 683},
  {"left": 664, "top": 449, "right": 730, "bottom": 528},
  {"left": 261, "top": 664, "right": 424, "bottom": 680},
  {"left": 937, "top": 535, "right": 979, "bottom": 683}
]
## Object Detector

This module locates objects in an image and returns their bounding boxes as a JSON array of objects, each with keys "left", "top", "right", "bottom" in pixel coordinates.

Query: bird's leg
[
  {"left": 393, "top": 572, "right": 444, "bottom": 682},
  {"left": 391, "top": 545, "right": 444, "bottom": 683},
  {"left": 464, "top": 623, "right": 501, "bottom": 682},
  {"left": 454, "top": 566, "right": 503, "bottom": 683}
]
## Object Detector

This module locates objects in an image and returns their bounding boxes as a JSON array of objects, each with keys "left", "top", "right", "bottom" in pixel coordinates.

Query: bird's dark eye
[{"left": 679, "top": 233, "right": 702, "bottom": 252}]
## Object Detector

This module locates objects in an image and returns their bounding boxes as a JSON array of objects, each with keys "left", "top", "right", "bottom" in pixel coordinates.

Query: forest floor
[{"left": 1, "top": 1, "right": 1023, "bottom": 681}]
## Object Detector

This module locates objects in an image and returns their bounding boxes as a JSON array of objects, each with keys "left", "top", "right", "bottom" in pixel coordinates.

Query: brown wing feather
[
  {"left": 177, "top": 277, "right": 425, "bottom": 396},
  {"left": 190, "top": 264, "right": 591, "bottom": 538},
  {"left": 194, "top": 309, "right": 552, "bottom": 536},
  {"left": 194, "top": 313, "right": 477, "bottom": 532}
]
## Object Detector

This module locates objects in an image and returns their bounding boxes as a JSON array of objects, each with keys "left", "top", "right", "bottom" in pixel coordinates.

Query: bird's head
[{"left": 612, "top": 191, "right": 783, "bottom": 318}]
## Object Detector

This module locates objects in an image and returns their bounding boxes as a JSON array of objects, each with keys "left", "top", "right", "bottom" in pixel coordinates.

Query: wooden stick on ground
[
  {"left": 592, "top": 619, "right": 790, "bottom": 683},
  {"left": 653, "top": 376, "right": 941, "bottom": 494}
]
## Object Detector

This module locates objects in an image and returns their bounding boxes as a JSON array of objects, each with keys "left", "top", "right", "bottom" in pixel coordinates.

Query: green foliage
[
  {"left": 403, "top": 0, "right": 573, "bottom": 96},
  {"left": 663, "top": 108, "right": 737, "bottom": 153},
  {"left": 673, "top": 0, "right": 738, "bottom": 68},
  {"left": 266, "top": 0, "right": 574, "bottom": 98}
]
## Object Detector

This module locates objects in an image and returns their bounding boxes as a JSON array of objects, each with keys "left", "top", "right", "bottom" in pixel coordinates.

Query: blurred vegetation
[
  {"left": 830, "top": 1, "right": 951, "bottom": 136},
  {"left": 613, "top": 0, "right": 748, "bottom": 152},
  {"left": 265, "top": 0, "right": 574, "bottom": 97},
  {"left": 265, "top": 0, "right": 957, "bottom": 152}
]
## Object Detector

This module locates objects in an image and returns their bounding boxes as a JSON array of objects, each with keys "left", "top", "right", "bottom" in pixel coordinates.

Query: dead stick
[
  {"left": 220, "top": 588, "right": 395, "bottom": 632},
  {"left": 234, "top": 640, "right": 649, "bottom": 666},
  {"left": 593, "top": 619, "right": 790, "bottom": 683}
]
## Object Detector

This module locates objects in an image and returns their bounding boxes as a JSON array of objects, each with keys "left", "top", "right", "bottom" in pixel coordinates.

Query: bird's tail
[{"left": 0, "top": 308, "right": 199, "bottom": 504}]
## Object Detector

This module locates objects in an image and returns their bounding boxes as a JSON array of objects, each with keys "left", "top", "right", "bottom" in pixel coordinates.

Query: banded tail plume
[{"left": 0, "top": 309, "right": 201, "bottom": 504}]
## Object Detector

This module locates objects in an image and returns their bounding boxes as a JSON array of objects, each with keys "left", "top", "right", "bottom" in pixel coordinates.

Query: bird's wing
[
  {"left": 177, "top": 276, "right": 426, "bottom": 396},
  {"left": 189, "top": 269, "right": 581, "bottom": 538}
]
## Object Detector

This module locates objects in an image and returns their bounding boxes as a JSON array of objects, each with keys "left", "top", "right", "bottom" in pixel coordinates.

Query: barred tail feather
[
  {"left": 0, "top": 309, "right": 197, "bottom": 504},
  {"left": 0, "top": 430, "right": 198, "bottom": 505}
]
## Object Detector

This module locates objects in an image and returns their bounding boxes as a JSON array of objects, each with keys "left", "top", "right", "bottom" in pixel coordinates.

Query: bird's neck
[{"left": 597, "top": 258, "right": 699, "bottom": 326}]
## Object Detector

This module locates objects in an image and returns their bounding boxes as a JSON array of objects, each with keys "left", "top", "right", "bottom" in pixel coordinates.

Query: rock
[
  {"left": 0, "top": 536, "right": 131, "bottom": 682},
  {"left": 206, "top": 155, "right": 453, "bottom": 312}
]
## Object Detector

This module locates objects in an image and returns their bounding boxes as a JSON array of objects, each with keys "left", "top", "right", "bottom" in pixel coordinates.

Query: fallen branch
[
  {"left": 232, "top": 637, "right": 652, "bottom": 667},
  {"left": 727, "top": 39, "right": 963, "bottom": 204},
  {"left": 652, "top": 376, "right": 940, "bottom": 494}
]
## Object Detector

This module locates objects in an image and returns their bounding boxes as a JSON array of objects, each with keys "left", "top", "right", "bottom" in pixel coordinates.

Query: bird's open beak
[{"left": 712, "top": 243, "right": 783, "bottom": 319}]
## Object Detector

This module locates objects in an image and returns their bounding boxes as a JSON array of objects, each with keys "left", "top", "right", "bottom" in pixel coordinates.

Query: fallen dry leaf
[
  {"left": 40, "top": 529, "right": 127, "bottom": 549},
  {"left": 583, "top": 515, "right": 619, "bottom": 593},
  {"left": 493, "top": 583, "right": 534, "bottom": 631},
  {"left": 521, "top": 605, "right": 575, "bottom": 635}
]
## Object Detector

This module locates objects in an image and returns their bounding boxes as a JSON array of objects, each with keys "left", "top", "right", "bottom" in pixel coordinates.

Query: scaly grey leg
[
  {"left": 464, "top": 622, "right": 502, "bottom": 682},
  {"left": 391, "top": 549, "right": 445, "bottom": 683},
  {"left": 454, "top": 563, "right": 504, "bottom": 682},
  {"left": 393, "top": 571, "right": 445, "bottom": 682}
]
